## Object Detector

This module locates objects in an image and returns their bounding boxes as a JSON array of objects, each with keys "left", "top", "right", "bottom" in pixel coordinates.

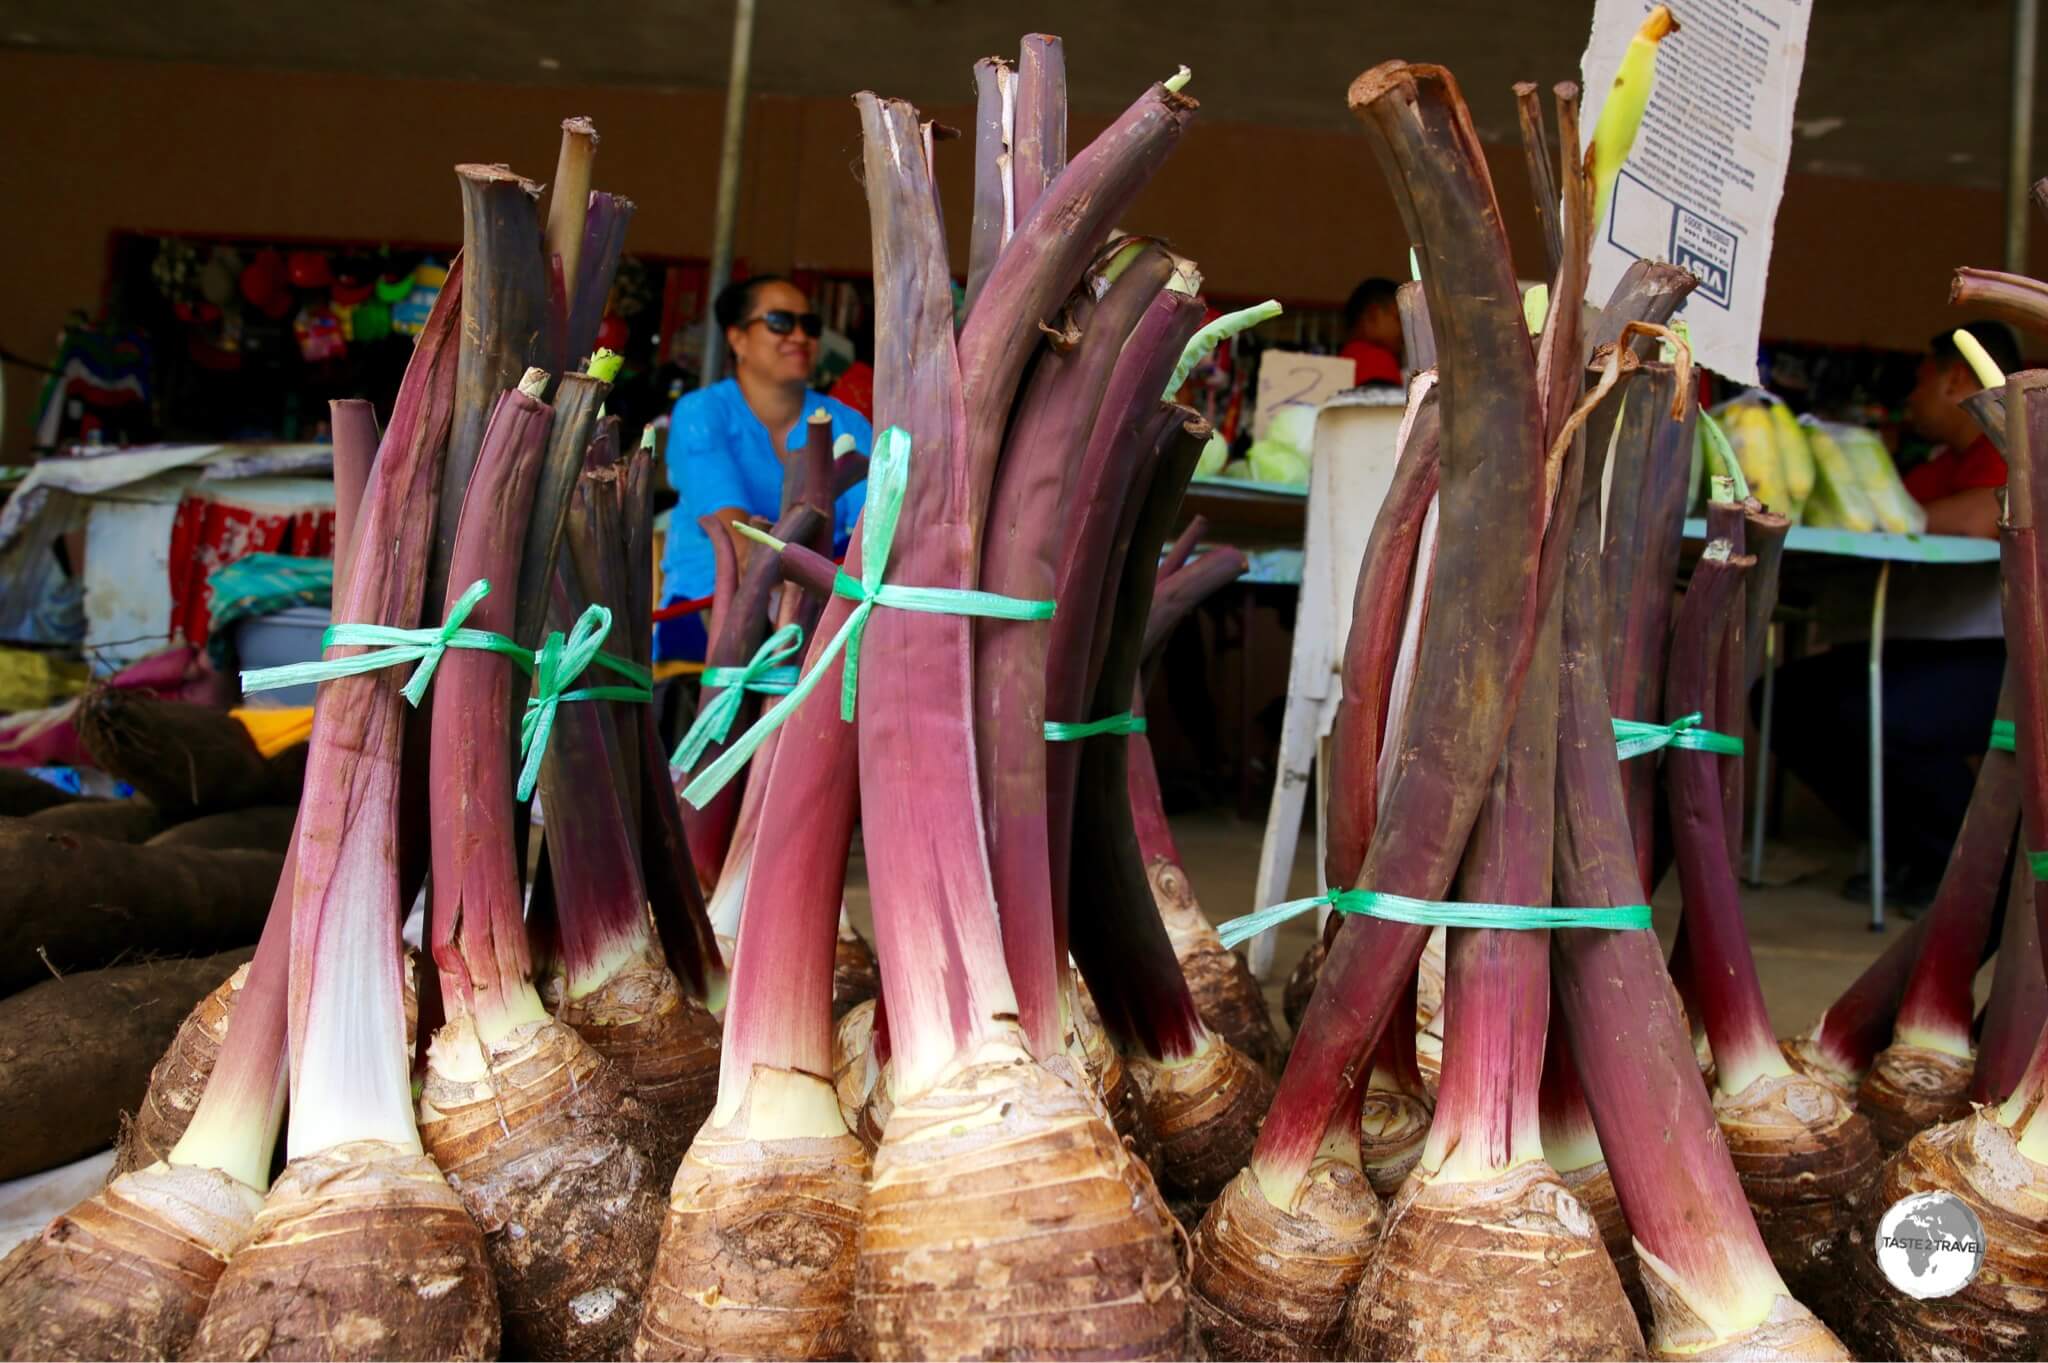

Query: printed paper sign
[{"left": 1580, "top": 0, "right": 1811, "bottom": 384}]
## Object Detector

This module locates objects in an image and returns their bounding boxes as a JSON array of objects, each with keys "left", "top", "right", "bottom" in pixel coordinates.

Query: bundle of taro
[
  {"left": 1189, "top": 17, "right": 1878, "bottom": 1361},
  {"left": 0, "top": 118, "right": 740, "bottom": 1363},
  {"left": 640, "top": 33, "right": 1289, "bottom": 1358}
]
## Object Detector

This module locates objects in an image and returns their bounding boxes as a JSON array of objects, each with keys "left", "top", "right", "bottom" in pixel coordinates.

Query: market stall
[{"left": 5, "top": 7, "right": 2048, "bottom": 1363}]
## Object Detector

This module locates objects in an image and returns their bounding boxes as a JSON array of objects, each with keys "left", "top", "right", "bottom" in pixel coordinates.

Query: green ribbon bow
[
  {"left": 515, "top": 605, "right": 653, "bottom": 802},
  {"left": 239, "top": 577, "right": 649, "bottom": 806},
  {"left": 1043, "top": 713, "right": 1148, "bottom": 741},
  {"left": 1613, "top": 712, "right": 1744, "bottom": 761},
  {"left": 240, "top": 578, "right": 534, "bottom": 704},
  {"left": 669, "top": 623, "right": 805, "bottom": 774},
  {"left": 1215, "top": 887, "right": 1652, "bottom": 951},
  {"left": 680, "top": 426, "right": 1056, "bottom": 810}
]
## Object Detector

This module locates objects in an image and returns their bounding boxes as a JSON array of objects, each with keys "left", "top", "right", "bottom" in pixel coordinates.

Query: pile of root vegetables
[
  {"left": 8, "top": 19, "right": 2048, "bottom": 1363},
  {"left": 0, "top": 685, "right": 304, "bottom": 1185}
]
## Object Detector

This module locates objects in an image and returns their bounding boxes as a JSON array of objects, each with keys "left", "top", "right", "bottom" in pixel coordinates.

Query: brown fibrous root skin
[
  {"left": 187, "top": 1139, "right": 500, "bottom": 1362},
  {"left": 632, "top": 1077, "right": 868, "bottom": 1361},
  {"left": 1343, "top": 1160, "right": 1646, "bottom": 1360},
  {"left": 555, "top": 943, "right": 722, "bottom": 1173},
  {"left": 855, "top": 1041, "right": 1188, "bottom": 1361},
  {"left": 1855, "top": 1043, "right": 1974, "bottom": 1152},
  {"left": 1715, "top": 1070, "right": 1883, "bottom": 1332},
  {"left": 114, "top": 964, "right": 247, "bottom": 1178},
  {"left": 418, "top": 1014, "right": 664, "bottom": 1361},
  {"left": 0, "top": 1161, "right": 259, "bottom": 1362},
  {"left": 1147, "top": 858, "right": 1282, "bottom": 1071},
  {"left": 1849, "top": 1110, "right": 2048, "bottom": 1361},
  {"left": 1187, "top": 1161, "right": 1382, "bottom": 1359},
  {"left": 1128, "top": 1034, "right": 1274, "bottom": 1215}
]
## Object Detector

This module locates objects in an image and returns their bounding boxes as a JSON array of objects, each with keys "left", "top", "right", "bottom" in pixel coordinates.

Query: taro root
[
  {"left": 844, "top": 76, "right": 1195, "bottom": 1358},
  {"left": 1664, "top": 532, "right": 1883, "bottom": 1326},
  {"left": 1189, "top": 59, "right": 1552, "bottom": 1354},
  {"left": 1857, "top": 672, "right": 2018, "bottom": 1148},
  {"left": 1188, "top": 1158, "right": 1381, "bottom": 1360},
  {"left": 833, "top": 913, "right": 880, "bottom": 1019},
  {"left": 188, "top": 262, "right": 499, "bottom": 1362},
  {"left": 189, "top": 1142, "right": 498, "bottom": 1362},
  {"left": 1847, "top": 1096, "right": 2048, "bottom": 1360},
  {"left": 1131, "top": 545, "right": 1280, "bottom": 1071},
  {"left": 416, "top": 380, "right": 666, "bottom": 1361}
]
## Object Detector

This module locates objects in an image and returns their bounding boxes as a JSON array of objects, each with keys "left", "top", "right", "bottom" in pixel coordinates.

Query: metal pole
[
  {"left": 2008, "top": 0, "right": 2039, "bottom": 273},
  {"left": 1869, "top": 564, "right": 1890, "bottom": 932},
  {"left": 1747, "top": 623, "right": 1775, "bottom": 885},
  {"left": 699, "top": 0, "right": 757, "bottom": 388}
]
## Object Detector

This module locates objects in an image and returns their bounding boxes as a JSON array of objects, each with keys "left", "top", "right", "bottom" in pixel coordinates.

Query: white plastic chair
[{"left": 1246, "top": 386, "right": 1411, "bottom": 977}]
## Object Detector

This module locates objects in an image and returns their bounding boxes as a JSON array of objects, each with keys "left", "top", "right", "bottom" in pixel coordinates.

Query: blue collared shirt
[{"left": 660, "top": 379, "right": 871, "bottom": 604}]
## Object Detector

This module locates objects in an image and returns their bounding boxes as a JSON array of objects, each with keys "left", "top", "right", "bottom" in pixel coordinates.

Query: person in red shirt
[
  {"left": 1900, "top": 326, "right": 2019, "bottom": 537},
  {"left": 1338, "top": 277, "right": 1404, "bottom": 387}
]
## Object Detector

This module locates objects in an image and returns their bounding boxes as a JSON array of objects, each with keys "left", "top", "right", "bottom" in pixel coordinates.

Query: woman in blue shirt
[{"left": 658, "top": 276, "right": 870, "bottom": 660}]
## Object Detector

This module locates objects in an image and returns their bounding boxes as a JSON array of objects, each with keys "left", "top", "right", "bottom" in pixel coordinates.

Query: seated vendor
[
  {"left": 1338, "top": 277, "right": 1404, "bottom": 387},
  {"left": 1760, "top": 323, "right": 2022, "bottom": 908},
  {"left": 657, "top": 276, "right": 871, "bottom": 662}
]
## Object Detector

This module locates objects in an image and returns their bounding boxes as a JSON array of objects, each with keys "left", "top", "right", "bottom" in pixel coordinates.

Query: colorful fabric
[
  {"left": 231, "top": 706, "right": 313, "bottom": 756},
  {"left": 170, "top": 492, "right": 334, "bottom": 647},
  {"left": 204, "top": 552, "right": 334, "bottom": 667}
]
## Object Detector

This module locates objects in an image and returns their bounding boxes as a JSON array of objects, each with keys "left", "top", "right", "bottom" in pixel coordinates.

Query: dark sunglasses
[{"left": 742, "top": 309, "right": 823, "bottom": 339}]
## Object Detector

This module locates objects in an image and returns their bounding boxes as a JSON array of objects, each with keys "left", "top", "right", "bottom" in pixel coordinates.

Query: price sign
[{"left": 1252, "top": 351, "right": 1358, "bottom": 440}]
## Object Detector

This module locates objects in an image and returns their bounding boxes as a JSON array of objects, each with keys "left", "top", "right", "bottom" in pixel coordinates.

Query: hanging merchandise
[
  {"left": 361, "top": 264, "right": 412, "bottom": 340},
  {"left": 330, "top": 261, "right": 373, "bottom": 340},
  {"left": 350, "top": 276, "right": 397, "bottom": 343},
  {"left": 293, "top": 304, "right": 347, "bottom": 364},
  {"left": 151, "top": 240, "right": 203, "bottom": 308},
  {"left": 390, "top": 259, "right": 446, "bottom": 334},
  {"left": 30, "top": 320, "right": 153, "bottom": 449},
  {"left": 286, "top": 250, "right": 332, "bottom": 290},
  {"left": 374, "top": 267, "right": 414, "bottom": 304},
  {"left": 238, "top": 248, "right": 294, "bottom": 320},
  {"left": 198, "top": 247, "right": 240, "bottom": 306}
]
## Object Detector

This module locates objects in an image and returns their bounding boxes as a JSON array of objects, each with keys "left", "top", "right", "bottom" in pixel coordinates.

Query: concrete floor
[{"left": 847, "top": 809, "right": 1931, "bottom": 1037}]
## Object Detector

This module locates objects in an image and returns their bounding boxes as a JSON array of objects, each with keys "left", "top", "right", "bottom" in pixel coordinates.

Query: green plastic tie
[
  {"left": 1991, "top": 719, "right": 2017, "bottom": 753},
  {"left": 516, "top": 604, "right": 652, "bottom": 802},
  {"left": 680, "top": 427, "right": 1055, "bottom": 809},
  {"left": 2031, "top": 851, "right": 2048, "bottom": 882},
  {"left": 1043, "top": 713, "right": 1147, "bottom": 741},
  {"left": 1215, "top": 887, "right": 1651, "bottom": 951},
  {"left": 240, "top": 577, "right": 534, "bottom": 705},
  {"left": 669, "top": 623, "right": 805, "bottom": 773},
  {"left": 1613, "top": 712, "right": 1744, "bottom": 761}
]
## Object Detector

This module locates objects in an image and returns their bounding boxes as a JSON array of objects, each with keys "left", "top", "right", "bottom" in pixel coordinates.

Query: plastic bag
[{"left": 1801, "top": 417, "right": 1922, "bottom": 535}]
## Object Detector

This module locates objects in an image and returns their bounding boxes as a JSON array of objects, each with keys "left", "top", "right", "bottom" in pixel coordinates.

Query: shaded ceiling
[{"left": 0, "top": 0, "right": 2040, "bottom": 190}]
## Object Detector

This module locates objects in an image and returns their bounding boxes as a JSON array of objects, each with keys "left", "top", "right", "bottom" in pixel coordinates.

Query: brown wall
[{"left": 3, "top": 50, "right": 2037, "bottom": 461}]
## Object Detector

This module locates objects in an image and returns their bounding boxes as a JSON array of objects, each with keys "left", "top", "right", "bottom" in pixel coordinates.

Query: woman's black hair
[{"left": 714, "top": 274, "right": 791, "bottom": 332}]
